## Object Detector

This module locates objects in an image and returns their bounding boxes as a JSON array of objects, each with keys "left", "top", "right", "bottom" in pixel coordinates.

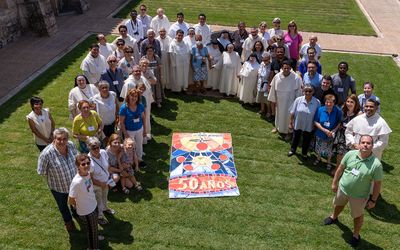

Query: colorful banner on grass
[{"left": 169, "top": 132, "right": 240, "bottom": 198}]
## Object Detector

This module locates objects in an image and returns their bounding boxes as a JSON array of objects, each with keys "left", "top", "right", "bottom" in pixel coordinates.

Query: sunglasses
[
  {"left": 117, "top": 43, "right": 124, "bottom": 46},
  {"left": 80, "top": 162, "right": 90, "bottom": 166},
  {"left": 125, "top": 51, "right": 133, "bottom": 53},
  {"left": 288, "top": 25, "right": 296, "bottom": 27},
  {"left": 140, "top": 9, "right": 146, "bottom": 11},
  {"left": 108, "top": 60, "right": 117, "bottom": 63},
  {"left": 304, "top": 90, "right": 313, "bottom": 93},
  {"left": 90, "top": 146, "right": 100, "bottom": 150}
]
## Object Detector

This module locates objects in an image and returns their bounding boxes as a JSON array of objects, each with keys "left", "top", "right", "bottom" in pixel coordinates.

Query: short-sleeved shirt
[
  {"left": 290, "top": 96, "right": 320, "bottom": 132},
  {"left": 331, "top": 73, "right": 356, "bottom": 106},
  {"left": 119, "top": 103, "right": 145, "bottom": 131},
  {"left": 314, "top": 105, "right": 342, "bottom": 139},
  {"left": 358, "top": 94, "right": 381, "bottom": 113},
  {"left": 69, "top": 174, "right": 97, "bottom": 216},
  {"left": 298, "top": 59, "right": 322, "bottom": 77},
  {"left": 72, "top": 110, "right": 102, "bottom": 137},
  {"left": 191, "top": 46, "right": 209, "bottom": 68},
  {"left": 303, "top": 72, "right": 323, "bottom": 88},
  {"left": 339, "top": 150, "right": 383, "bottom": 198},
  {"left": 37, "top": 141, "right": 78, "bottom": 193},
  {"left": 100, "top": 68, "right": 125, "bottom": 99}
]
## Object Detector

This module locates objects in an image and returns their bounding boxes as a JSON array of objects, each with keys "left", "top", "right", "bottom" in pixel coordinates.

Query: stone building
[{"left": 0, "top": 0, "right": 89, "bottom": 49}]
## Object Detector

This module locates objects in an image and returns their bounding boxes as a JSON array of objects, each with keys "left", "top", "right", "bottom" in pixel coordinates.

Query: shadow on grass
[
  {"left": 151, "top": 98, "right": 179, "bottom": 121},
  {"left": 69, "top": 214, "right": 134, "bottom": 250},
  {"left": 367, "top": 195, "right": 400, "bottom": 224},
  {"left": 113, "top": 0, "right": 140, "bottom": 18},
  {"left": 167, "top": 91, "right": 222, "bottom": 104},
  {"left": 336, "top": 221, "right": 383, "bottom": 249},
  {"left": 381, "top": 160, "right": 394, "bottom": 174},
  {"left": 0, "top": 35, "right": 95, "bottom": 124}
]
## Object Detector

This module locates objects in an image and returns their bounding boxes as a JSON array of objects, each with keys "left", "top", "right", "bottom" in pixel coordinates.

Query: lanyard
[{"left": 90, "top": 156, "right": 109, "bottom": 175}]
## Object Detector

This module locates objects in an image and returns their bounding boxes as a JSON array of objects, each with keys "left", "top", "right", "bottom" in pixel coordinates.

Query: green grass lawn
[
  {"left": 115, "top": 0, "right": 375, "bottom": 36},
  {"left": 0, "top": 36, "right": 399, "bottom": 249}
]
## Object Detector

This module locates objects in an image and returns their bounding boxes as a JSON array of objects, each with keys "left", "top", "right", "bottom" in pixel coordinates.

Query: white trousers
[{"left": 127, "top": 127, "right": 144, "bottom": 161}]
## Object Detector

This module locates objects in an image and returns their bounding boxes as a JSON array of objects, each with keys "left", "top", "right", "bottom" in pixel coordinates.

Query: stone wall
[{"left": 0, "top": 0, "right": 89, "bottom": 49}]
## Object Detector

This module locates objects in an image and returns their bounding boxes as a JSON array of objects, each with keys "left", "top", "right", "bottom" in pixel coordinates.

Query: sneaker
[
  {"left": 326, "top": 163, "right": 333, "bottom": 171},
  {"left": 287, "top": 151, "right": 295, "bottom": 157},
  {"left": 323, "top": 216, "right": 338, "bottom": 225},
  {"left": 350, "top": 235, "right": 361, "bottom": 248},
  {"left": 98, "top": 235, "right": 105, "bottom": 241},
  {"left": 271, "top": 128, "right": 278, "bottom": 133}
]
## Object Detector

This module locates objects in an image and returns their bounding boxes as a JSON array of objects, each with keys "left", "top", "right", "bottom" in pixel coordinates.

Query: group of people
[{"left": 27, "top": 5, "right": 393, "bottom": 249}]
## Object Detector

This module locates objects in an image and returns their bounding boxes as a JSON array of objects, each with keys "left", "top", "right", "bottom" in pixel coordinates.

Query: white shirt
[
  {"left": 125, "top": 19, "right": 144, "bottom": 41},
  {"left": 69, "top": 174, "right": 97, "bottom": 216},
  {"left": 169, "top": 21, "right": 190, "bottom": 38},
  {"left": 150, "top": 15, "right": 170, "bottom": 36},
  {"left": 98, "top": 43, "right": 115, "bottom": 58},
  {"left": 91, "top": 92, "right": 117, "bottom": 125},
  {"left": 80, "top": 53, "right": 107, "bottom": 85},
  {"left": 26, "top": 108, "right": 52, "bottom": 145},
  {"left": 194, "top": 23, "right": 212, "bottom": 45},
  {"left": 89, "top": 149, "right": 110, "bottom": 183}
]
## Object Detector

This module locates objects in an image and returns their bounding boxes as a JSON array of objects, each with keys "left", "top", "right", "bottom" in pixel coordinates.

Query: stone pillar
[
  {"left": 23, "top": 0, "right": 57, "bottom": 36},
  {"left": 0, "top": 0, "right": 22, "bottom": 48}
]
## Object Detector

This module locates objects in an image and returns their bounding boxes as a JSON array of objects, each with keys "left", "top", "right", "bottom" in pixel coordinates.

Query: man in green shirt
[{"left": 323, "top": 135, "right": 383, "bottom": 248}]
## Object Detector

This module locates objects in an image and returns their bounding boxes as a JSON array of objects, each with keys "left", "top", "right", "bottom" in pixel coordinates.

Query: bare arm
[
  {"left": 68, "top": 196, "right": 76, "bottom": 207},
  {"left": 28, "top": 119, "right": 51, "bottom": 143},
  {"left": 331, "top": 164, "right": 345, "bottom": 192},
  {"left": 366, "top": 181, "right": 382, "bottom": 209},
  {"left": 119, "top": 115, "right": 129, "bottom": 138}
]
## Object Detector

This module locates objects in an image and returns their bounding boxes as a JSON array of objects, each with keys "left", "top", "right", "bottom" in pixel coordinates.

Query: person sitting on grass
[
  {"left": 119, "top": 137, "right": 142, "bottom": 194},
  {"left": 106, "top": 134, "right": 123, "bottom": 192}
]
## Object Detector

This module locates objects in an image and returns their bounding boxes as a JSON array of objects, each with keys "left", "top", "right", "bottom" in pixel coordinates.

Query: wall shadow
[{"left": 0, "top": 35, "right": 96, "bottom": 124}]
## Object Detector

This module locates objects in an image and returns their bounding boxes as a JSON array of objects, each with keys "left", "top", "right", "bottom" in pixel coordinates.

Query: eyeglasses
[
  {"left": 90, "top": 146, "right": 100, "bottom": 150},
  {"left": 108, "top": 60, "right": 117, "bottom": 63},
  {"left": 288, "top": 25, "right": 295, "bottom": 27},
  {"left": 140, "top": 9, "right": 146, "bottom": 11},
  {"left": 125, "top": 51, "right": 133, "bottom": 53},
  {"left": 117, "top": 44, "right": 124, "bottom": 46},
  {"left": 80, "top": 162, "right": 90, "bottom": 166},
  {"left": 304, "top": 90, "right": 313, "bottom": 93}
]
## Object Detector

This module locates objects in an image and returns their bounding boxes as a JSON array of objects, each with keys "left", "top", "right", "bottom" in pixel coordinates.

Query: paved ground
[{"left": 0, "top": 0, "right": 399, "bottom": 106}]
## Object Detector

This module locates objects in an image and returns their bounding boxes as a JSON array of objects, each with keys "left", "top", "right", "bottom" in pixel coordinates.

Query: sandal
[
  {"left": 104, "top": 208, "right": 116, "bottom": 215},
  {"left": 98, "top": 217, "right": 108, "bottom": 225},
  {"left": 313, "top": 159, "right": 320, "bottom": 166},
  {"left": 326, "top": 163, "right": 333, "bottom": 170},
  {"left": 122, "top": 187, "right": 130, "bottom": 194},
  {"left": 135, "top": 183, "right": 143, "bottom": 191}
]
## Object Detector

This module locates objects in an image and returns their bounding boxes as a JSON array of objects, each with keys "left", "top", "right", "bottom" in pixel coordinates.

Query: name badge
[
  {"left": 286, "top": 42, "right": 291, "bottom": 46},
  {"left": 113, "top": 80, "right": 119, "bottom": 85},
  {"left": 337, "top": 87, "right": 344, "bottom": 92},
  {"left": 351, "top": 168, "right": 360, "bottom": 176},
  {"left": 323, "top": 121, "right": 330, "bottom": 127},
  {"left": 88, "top": 126, "right": 95, "bottom": 131},
  {"left": 240, "top": 39, "right": 244, "bottom": 43},
  {"left": 133, "top": 118, "right": 140, "bottom": 123},
  {"left": 274, "top": 70, "right": 279, "bottom": 73}
]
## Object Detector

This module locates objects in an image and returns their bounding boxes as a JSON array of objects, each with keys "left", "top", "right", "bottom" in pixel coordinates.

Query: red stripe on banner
[{"left": 169, "top": 175, "right": 237, "bottom": 194}]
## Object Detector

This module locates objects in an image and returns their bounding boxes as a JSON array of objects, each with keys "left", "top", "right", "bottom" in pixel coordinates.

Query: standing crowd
[{"left": 27, "top": 4, "right": 392, "bottom": 249}]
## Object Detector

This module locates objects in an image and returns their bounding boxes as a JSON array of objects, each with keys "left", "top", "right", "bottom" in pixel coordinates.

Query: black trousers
[{"left": 290, "top": 129, "right": 313, "bottom": 155}]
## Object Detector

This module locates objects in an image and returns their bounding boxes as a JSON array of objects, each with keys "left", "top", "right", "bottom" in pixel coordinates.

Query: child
[
  {"left": 119, "top": 138, "right": 142, "bottom": 194},
  {"left": 358, "top": 82, "right": 381, "bottom": 113}
]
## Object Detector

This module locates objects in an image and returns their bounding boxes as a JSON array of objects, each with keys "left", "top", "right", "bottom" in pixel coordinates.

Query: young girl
[
  {"left": 358, "top": 82, "right": 381, "bottom": 113},
  {"left": 119, "top": 138, "right": 142, "bottom": 194}
]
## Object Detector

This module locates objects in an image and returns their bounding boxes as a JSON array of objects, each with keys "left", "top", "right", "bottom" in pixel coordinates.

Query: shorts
[{"left": 333, "top": 189, "right": 368, "bottom": 218}]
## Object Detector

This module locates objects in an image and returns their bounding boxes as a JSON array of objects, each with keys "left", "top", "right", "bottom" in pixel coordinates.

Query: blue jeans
[{"left": 50, "top": 190, "right": 73, "bottom": 223}]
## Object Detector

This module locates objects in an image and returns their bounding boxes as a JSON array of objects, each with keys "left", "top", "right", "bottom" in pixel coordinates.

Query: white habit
[{"left": 169, "top": 39, "right": 190, "bottom": 92}]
